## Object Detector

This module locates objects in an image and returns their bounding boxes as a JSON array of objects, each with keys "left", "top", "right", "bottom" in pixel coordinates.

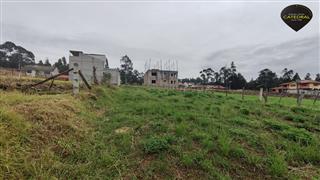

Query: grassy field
[{"left": 1, "top": 86, "right": 320, "bottom": 179}]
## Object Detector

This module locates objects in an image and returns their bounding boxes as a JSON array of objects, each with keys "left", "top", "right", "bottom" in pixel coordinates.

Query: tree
[
  {"left": 315, "top": 73, "right": 320, "bottom": 82},
  {"left": 219, "top": 66, "right": 232, "bottom": 88},
  {"left": 230, "top": 73, "right": 247, "bottom": 89},
  {"left": 180, "top": 78, "right": 202, "bottom": 84},
  {"left": 230, "top": 61, "right": 236, "bottom": 74},
  {"left": 0, "top": 41, "right": 35, "bottom": 68},
  {"left": 304, "top": 73, "right": 312, "bottom": 80},
  {"left": 120, "top": 55, "right": 133, "bottom": 84},
  {"left": 199, "top": 68, "right": 214, "bottom": 85},
  {"left": 38, "top": 60, "right": 44, "bottom": 65},
  {"left": 292, "top": 73, "right": 301, "bottom": 81},
  {"left": 119, "top": 55, "right": 143, "bottom": 85},
  {"left": 256, "top": 68, "right": 279, "bottom": 91},
  {"left": 281, "top": 68, "right": 294, "bottom": 83},
  {"left": 246, "top": 78, "right": 259, "bottom": 90},
  {"left": 131, "top": 70, "right": 144, "bottom": 85},
  {"left": 227, "top": 62, "right": 247, "bottom": 89},
  {"left": 54, "top": 57, "right": 69, "bottom": 72},
  {"left": 213, "top": 72, "right": 221, "bottom": 85},
  {"left": 44, "top": 58, "right": 51, "bottom": 66}
]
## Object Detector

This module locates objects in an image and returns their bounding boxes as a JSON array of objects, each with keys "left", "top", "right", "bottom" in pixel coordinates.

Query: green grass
[{"left": 1, "top": 86, "right": 320, "bottom": 179}]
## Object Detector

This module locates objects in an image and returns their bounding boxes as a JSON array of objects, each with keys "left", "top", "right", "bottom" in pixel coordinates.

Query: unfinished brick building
[{"left": 144, "top": 69, "right": 178, "bottom": 87}]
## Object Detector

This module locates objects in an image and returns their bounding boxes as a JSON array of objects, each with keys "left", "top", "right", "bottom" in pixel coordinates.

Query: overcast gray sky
[{"left": 1, "top": 1, "right": 319, "bottom": 79}]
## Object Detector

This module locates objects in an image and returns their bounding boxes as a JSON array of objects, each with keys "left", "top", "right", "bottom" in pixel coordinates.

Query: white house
[{"left": 23, "top": 65, "right": 58, "bottom": 78}]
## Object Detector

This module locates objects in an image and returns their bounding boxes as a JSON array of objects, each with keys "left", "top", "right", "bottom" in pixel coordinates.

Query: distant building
[
  {"left": 69, "top": 50, "right": 120, "bottom": 85},
  {"left": 144, "top": 69, "right": 178, "bottom": 87},
  {"left": 272, "top": 80, "right": 320, "bottom": 95},
  {"left": 23, "top": 65, "right": 58, "bottom": 78},
  {"left": 104, "top": 68, "right": 121, "bottom": 85},
  {"left": 179, "top": 82, "right": 195, "bottom": 88}
]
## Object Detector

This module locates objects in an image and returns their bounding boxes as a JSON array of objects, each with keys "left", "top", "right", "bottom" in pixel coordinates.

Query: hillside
[{"left": 1, "top": 86, "right": 320, "bottom": 179}]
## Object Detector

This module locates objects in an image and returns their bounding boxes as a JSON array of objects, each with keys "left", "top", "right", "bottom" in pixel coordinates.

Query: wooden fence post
[
  {"left": 241, "top": 87, "right": 245, "bottom": 100},
  {"left": 297, "top": 92, "right": 304, "bottom": 106},
  {"left": 314, "top": 91, "right": 320, "bottom": 105}
]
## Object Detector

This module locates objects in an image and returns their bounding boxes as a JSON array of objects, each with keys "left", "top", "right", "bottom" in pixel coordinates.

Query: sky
[{"left": 0, "top": 1, "right": 319, "bottom": 79}]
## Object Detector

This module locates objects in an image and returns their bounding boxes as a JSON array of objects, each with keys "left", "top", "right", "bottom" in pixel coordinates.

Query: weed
[
  {"left": 218, "top": 131, "right": 232, "bottom": 156},
  {"left": 142, "top": 136, "right": 171, "bottom": 154},
  {"left": 267, "top": 153, "right": 288, "bottom": 177},
  {"left": 281, "top": 128, "right": 313, "bottom": 145},
  {"left": 181, "top": 154, "right": 194, "bottom": 167}
]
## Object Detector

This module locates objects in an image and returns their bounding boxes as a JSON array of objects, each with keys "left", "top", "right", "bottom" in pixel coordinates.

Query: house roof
[
  {"left": 70, "top": 50, "right": 105, "bottom": 57},
  {"left": 299, "top": 80, "right": 320, "bottom": 84},
  {"left": 22, "top": 65, "right": 55, "bottom": 73},
  {"left": 280, "top": 80, "right": 320, "bottom": 86},
  {"left": 70, "top": 50, "right": 83, "bottom": 56}
]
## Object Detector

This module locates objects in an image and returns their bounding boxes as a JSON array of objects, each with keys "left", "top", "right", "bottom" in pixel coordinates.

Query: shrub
[{"left": 143, "top": 136, "right": 170, "bottom": 154}]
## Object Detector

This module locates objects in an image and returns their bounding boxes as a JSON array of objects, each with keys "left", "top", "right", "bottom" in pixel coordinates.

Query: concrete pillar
[
  {"left": 259, "top": 88, "right": 263, "bottom": 101},
  {"left": 72, "top": 63, "right": 80, "bottom": 95}
]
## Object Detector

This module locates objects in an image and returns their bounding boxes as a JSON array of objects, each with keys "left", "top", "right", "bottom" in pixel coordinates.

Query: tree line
[{"left": 181, "top": 62, "right": 320, "bottom": 90}]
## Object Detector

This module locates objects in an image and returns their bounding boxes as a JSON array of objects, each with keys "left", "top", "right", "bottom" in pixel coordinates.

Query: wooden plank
[
  {"left": 78, "top": 70, "right": 91, "bottom": 90},
  {"left": 28, "top": 68, "right": 73, "bottom": 88},
  {"left": 48, "top": 78, "right": 55, "bottom": 91}
]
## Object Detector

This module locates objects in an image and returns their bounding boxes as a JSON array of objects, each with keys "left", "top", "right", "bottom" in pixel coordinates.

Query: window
[
  {"left": 152, "top": 80, "right": 156, "bottom": 84},
  {"left": 163, "top": 80, "right": 166, "bottom": 82},
  {"left": 171, "top": 81, "right": 173, "bottom": 84},
  {"left": 151, "top": 72, "right": 157, "bottom": 76}
]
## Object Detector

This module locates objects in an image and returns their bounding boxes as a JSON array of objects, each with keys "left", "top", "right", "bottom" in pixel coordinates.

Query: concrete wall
[
  {"left": 103, "top": 68, "right": 121, "bottom": 85},
  {"left": 69, "top": 53, "right": 105, "bottom": 85},
  {"left": 144, "top": 69, "right": 178, "bottom": 87}
]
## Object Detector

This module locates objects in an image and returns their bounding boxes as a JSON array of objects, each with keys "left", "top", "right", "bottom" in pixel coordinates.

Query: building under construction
[
  {"left": 69, "top": 50, "right": 120, "bottom": 85},
  {"left": 144, "top": 69, "right": 178, "bottom": 87}
]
